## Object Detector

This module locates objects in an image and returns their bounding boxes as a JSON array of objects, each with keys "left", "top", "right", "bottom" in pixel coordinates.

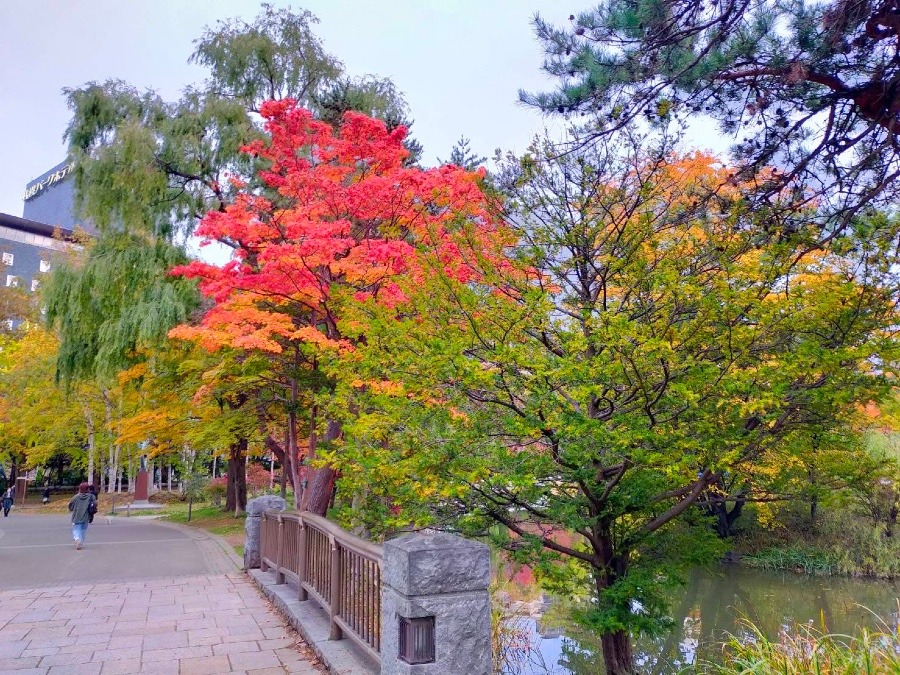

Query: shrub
[
  {"left": 736, "top": 502, "right": 900, "bottom": 578},
  {"left": 181, "top": 472, "right": 208, "bottom": 502},
  {"left": 246, "top": 463, "right": 271, "bottom": 495},
  {"left": 742, "top": 546, "right": 839, "bottom": 575},
  {"left": 206, "top": 476, "right": 228, "bottom": 507}
]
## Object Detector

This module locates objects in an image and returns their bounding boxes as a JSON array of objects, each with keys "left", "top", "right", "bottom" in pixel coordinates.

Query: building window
[
  {"left": 39, "top": 260, "right": 50, "bottom": 273},
  {"left": 6, "top": 275, "right": 18, "bottom": 288},
  {"left": 31, "top": 279, "right": 39, "bottom": 292},
  {"left": 2, "top": 253, "right": 13, "bottom": 266}
]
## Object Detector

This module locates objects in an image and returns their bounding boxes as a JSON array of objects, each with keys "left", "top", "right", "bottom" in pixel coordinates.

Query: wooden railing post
[
  {"left": 275, "top": 514, "right": 285, "bottom": 585},
  {"left": 297, "top": 520, "right": 308, "bottom": 601},
  {"left": 328, "top": 537, "right": 343, "bottom": 640}
]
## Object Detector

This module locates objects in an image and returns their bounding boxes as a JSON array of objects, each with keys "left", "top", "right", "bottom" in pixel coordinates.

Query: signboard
[{"left": 23, "top": 163, "right": 74, "bottom": 201}]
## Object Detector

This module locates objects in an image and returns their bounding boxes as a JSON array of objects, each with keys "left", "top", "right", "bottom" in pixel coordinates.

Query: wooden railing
[{"left": 260, "top": 510, "right": 383, "bottom": 664}]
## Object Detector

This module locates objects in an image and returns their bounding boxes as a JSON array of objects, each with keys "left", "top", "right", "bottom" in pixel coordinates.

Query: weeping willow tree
[
  {"left": 42, "top": 231, "right": 198, "bottom": 490},
  {"left": 45, "top": 232, "right": 197, "bottom": 382}
]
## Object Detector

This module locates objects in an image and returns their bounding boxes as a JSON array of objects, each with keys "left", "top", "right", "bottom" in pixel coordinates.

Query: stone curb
[{"left": 248, "top": 568, "right": 378, "bottom": 675}]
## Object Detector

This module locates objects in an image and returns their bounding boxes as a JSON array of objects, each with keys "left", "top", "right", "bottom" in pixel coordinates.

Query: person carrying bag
[{"left": 68, "top": 483, "right": 96, "bottom": 550}]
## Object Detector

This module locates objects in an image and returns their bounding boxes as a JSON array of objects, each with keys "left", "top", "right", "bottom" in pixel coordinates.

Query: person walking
[
  {"left": 2, "top": 487, "right": 12, "bottom": 517},
  {"left": 42, "top": 486, "right": 51, "bottom": 504},
  {"left": 68, "top": 483, "right": 95, "bottom": 550}
]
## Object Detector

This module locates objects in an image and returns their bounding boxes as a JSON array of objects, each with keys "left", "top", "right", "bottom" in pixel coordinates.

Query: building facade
[{"left": 0, "top": 212, "right": 71, "bottom": 295}]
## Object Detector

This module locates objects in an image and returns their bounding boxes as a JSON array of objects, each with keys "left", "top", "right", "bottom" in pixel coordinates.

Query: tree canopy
[
  {"left": 340, "top": 132, "right": 899, "bottom": 674},
  {"left": 524, "top": 0, "right": 900, "bottom": 232},
  {"left": 169, "top": 99, "right": 505, "bottom": 515},
  {"left": 63, "top": 3, "right": 420, "bottom": 240}
]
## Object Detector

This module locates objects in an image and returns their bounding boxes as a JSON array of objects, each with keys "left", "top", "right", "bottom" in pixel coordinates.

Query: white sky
[{"left": 0, "top": 0, "right": 574, "bottom": 218}]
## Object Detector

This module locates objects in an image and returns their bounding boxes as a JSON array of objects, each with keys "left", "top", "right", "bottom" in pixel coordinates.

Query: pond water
[{"left": 503, "top": 566, "right": 900, "bottom": 674}]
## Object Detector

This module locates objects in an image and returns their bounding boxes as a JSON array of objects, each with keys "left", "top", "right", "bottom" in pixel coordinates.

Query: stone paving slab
[{"left": 0, "top": 571, "right": 326, "bottom": 674}]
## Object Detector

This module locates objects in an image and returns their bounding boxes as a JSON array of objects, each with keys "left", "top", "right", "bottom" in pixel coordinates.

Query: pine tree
[
  {"left": 440, "top": 136, "right": 487, "bottom": 171},
  {"left": 523, "top": 0, "right": 900, "bottom": 232}
]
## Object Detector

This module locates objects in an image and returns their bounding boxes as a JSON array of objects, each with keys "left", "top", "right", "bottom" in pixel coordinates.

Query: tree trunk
[
  {"left": 703, "top": 493, "right": 746, "bottom": 538},
  {"left": 593, "top": 530, "right": 635, "bottom": 675},
  {"left": 108, "top": 445, "right": 120, "bottom": 493},
  {"left": 225, "top": 438, "right": 248, "bottom": 514},
  {"left": 82, "top": 402, "right": 95, "bottom": 485},
  {"left": 600, "top": 630, "right": 634, "bottom": 675},
  {"left": 302, "top": 418, "right": 340, "bottom": 516},
  {"left": 808, "top": 464, "right": 818, "bottom": 530},
  {"left": 288, "top": 371, "right": 302, "bottom": 510},
  {"left": 887, "top": 492, "right": 898, "bottom": 538},
  {"left": 280, "top": 429, "right": 288, "bottom": 500},
  {"left": 113, "top": 445, "right": 122, "bottom": 492},
  {"left": 103, "top": 391, "right": 114, "bottom": 493},
  {"left": 265, "top": 433, "right": 294, "bottom": 495}
]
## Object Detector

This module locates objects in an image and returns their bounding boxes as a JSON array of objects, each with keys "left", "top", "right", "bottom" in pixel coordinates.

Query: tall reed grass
[{"left": 696, "top": 612, "right": 900, "bottom": 674}]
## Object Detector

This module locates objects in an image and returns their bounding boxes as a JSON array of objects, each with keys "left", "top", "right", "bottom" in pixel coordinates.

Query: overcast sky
[{"left": 0, "top": 0, "right": 577, "bottom": 218}]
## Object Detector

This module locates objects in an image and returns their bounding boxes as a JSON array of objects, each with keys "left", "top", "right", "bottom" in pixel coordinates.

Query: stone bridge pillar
[
  {"left": 243, "top": 495, "right": 286, "bottom": 570},
  {"left": 381, "top": 532, "right": 491, "bottom": 675}
]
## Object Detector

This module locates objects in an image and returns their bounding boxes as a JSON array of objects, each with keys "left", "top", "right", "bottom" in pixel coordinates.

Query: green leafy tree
[
  {"left": 344, "top": 133, "right": 899, "bottom": 674},
  {"left": 45, "top": 231, "right": 198, "bottom": 383},
  {"left": 523, "top": 0, "right": 900, "bottom": 232}
]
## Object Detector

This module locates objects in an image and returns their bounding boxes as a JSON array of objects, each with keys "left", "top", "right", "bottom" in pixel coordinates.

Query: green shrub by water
[
  {"left": 737, "top": 504, "right": 900, "bottom": 579},
  {"left": 695, "top": 618, "right": 900, "bottom": 674},
  {"left": 742, "top": 546, "right": 840, "bottom": 575}
]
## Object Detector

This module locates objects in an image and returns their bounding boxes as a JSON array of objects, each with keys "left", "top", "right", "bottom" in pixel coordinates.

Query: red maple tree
[{"left": 171, "top": 99, "right": 505, "bottom": 514}]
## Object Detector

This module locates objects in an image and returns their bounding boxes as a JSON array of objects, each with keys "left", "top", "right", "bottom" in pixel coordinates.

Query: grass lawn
[{"left": 157, "top": 501, "right": 247, "bottom": 554}]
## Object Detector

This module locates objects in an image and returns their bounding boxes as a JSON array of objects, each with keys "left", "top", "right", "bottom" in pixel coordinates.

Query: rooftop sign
[{"left": 23, "top": 162, "right": 74, "bottom": 202}]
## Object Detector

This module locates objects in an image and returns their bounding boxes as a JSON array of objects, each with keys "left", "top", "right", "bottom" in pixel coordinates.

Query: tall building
[
  {"left": 22, "top": 160, "right": 80, "bottom": 231},
  {"left": 0, "top": 160, "right": 86, "bottom": 297}
]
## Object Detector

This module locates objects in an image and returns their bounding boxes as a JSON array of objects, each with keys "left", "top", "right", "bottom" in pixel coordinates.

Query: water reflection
[{"left": 510, "top": 566, "right": 900, "bottom": 674}]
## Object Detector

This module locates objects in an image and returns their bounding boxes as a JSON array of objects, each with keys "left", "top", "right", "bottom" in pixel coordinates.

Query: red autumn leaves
[{"left": 171, "top": 99, "right": 505, "bottom": 354}]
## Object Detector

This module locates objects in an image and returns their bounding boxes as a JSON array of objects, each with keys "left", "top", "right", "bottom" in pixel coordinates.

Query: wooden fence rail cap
[{"left": 263, "top": 509, "right": 384, "bottom": 562}]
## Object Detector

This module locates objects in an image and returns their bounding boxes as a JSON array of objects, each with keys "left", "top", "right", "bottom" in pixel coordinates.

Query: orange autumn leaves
[{"left": 170, "top": 100, "right": 510, "bottom": 356}]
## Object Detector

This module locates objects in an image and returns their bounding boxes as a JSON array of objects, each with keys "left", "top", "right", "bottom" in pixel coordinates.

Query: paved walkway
[{"left": 0, "top": 516, "right": 325, "bottom": 674}]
